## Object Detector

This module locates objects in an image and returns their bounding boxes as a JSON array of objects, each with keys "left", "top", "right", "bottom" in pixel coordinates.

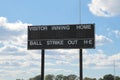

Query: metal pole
[
  {"left": 41, "top": 49, "right": 45, "bottom": 80},
  {"left": 79, "top": 0, "right": 82, "bottom": 79},
  {"left": 79, "top": 49, "right": 83, "bottom": 80}
]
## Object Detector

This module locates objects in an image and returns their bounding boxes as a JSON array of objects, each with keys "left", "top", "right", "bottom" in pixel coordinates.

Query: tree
[
  {"left": 63, "top": 76, "right": 68, "bottom": 80},
  {"left": 99, "top": 74, "right": 120, "bottom": 80},
  {"left": 45, "top": 74, "right": 55, "bottom": 80},
  {"left": 67, "top": 74, "right": 77, "bottom": 80},
  {"left": 28, "top": 74, "right": 120, "bottom": 80},
  {"left": 55, "top": 74, "right": 64, "bottom": 80},
  {"left": 115, "top": 76, "right": 120, "bottom": 80},
  {"left": 84, "top": 77, "right": 96, "bottom": 80},
  {"left": 103, "top": 74, "right": 114, "bottom": 80},
  {"left": 29, "top": 75, "right": 41, "bottom": 80}
]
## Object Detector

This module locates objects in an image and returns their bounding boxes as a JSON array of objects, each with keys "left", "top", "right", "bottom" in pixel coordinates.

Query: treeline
[
  {"left": 28, "top": 74, "right": 120, "bottom": 80},
  {"left": 29, "top": 74, "right": 78, "bottom": 80}
]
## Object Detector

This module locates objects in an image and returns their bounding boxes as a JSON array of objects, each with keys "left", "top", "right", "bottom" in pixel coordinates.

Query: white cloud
[
  {"left": 0, "top": 17, "right": 41, "bottom": 79},
  {"left": 46, "top": 63, "right": 55, "bottom": 66},
  {"left": 56, "top": 61, "right": 71, "bottom": 65},
  {"left": 88, "top": 0, "right": 120, "bottom": 17},
  {"left": 46, "top": 49, "right": 120, "bottom": 69},
  {"left": 47, "top": 49, "right": 120, "bottom": 69},
  {"left": 83, "top": 50, "right": 120, "bottom": 69},
  {"left": 46, "top": 49, "right": 81, "bottom": 63},
  {"left": 46, "top": 68, "right": 73, "bottom": 74},
  {"left": 96, "top": 34, "right": 112, "bottom": 46},
  {"left": 0, "top": 17, "right": 31, "bottom": 31},
  {"left": 107, "top": 28, "right": 120, "bottom": 38},
  {"left": 111, "top": 30, "right": 120, "bottom": 38}
]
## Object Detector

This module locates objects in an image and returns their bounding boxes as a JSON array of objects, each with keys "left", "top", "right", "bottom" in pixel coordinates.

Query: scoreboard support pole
[
  {"left": 41, "top": 49, "right": 45, "bottom": 80},
  {"left": 40, "top": 49, "right": 83, "bottom": 80},
  {"left": 79, "top": 49, "right": 83, "bottom": 80}
]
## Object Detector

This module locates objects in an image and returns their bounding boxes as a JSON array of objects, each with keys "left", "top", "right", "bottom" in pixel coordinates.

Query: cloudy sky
[{"left": 0, "top": 0, "right": 120, "bottom": 80}]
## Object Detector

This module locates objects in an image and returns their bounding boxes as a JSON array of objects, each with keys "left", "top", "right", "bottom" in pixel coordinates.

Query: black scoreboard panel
[{"left": 28, "top": 24, "right": 95, "bottom": 49}]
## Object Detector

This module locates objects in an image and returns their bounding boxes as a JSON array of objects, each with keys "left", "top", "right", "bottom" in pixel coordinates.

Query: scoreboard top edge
[{"left": 28, "top": 23, "right": 95, "bottom": 27}]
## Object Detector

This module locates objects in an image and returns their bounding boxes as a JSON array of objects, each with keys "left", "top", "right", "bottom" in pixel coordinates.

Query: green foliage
[
  {"left": 115, "top": 76, "right": 120, "bottom": 80},
  {"left": 54, "top": 74, "right": 77, "bottom": 80},
  {"left": 99, "top": 74, "right": 120, "bottom": 80},
  {"left": 84, "top": 77, "right": 96, "bottom": 80},
  {"left": 55, "top": 74, "right": 64, "bottom": 80},
  {"left": 27, "top": 74, "right": 120, "bottom": 80},
  {"left": 103, "top": 74, "right": 114, "bottom": 80},
  {"left": 45, "top": 74, "right": 55, "bottom": 80},
  {"left": 29, "top": 75, "right": 41, "bottom": 80},
  {"left": 63, "top": 76, "right": 69, "bottom": 80},
  {"left": 67, "top": 74, "right": 77, "bottom": 80}
]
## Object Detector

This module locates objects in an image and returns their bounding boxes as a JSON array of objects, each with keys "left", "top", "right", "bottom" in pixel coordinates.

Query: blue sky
[{"left": 0, "top": 0, "right": 120, "bottom": 80}]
